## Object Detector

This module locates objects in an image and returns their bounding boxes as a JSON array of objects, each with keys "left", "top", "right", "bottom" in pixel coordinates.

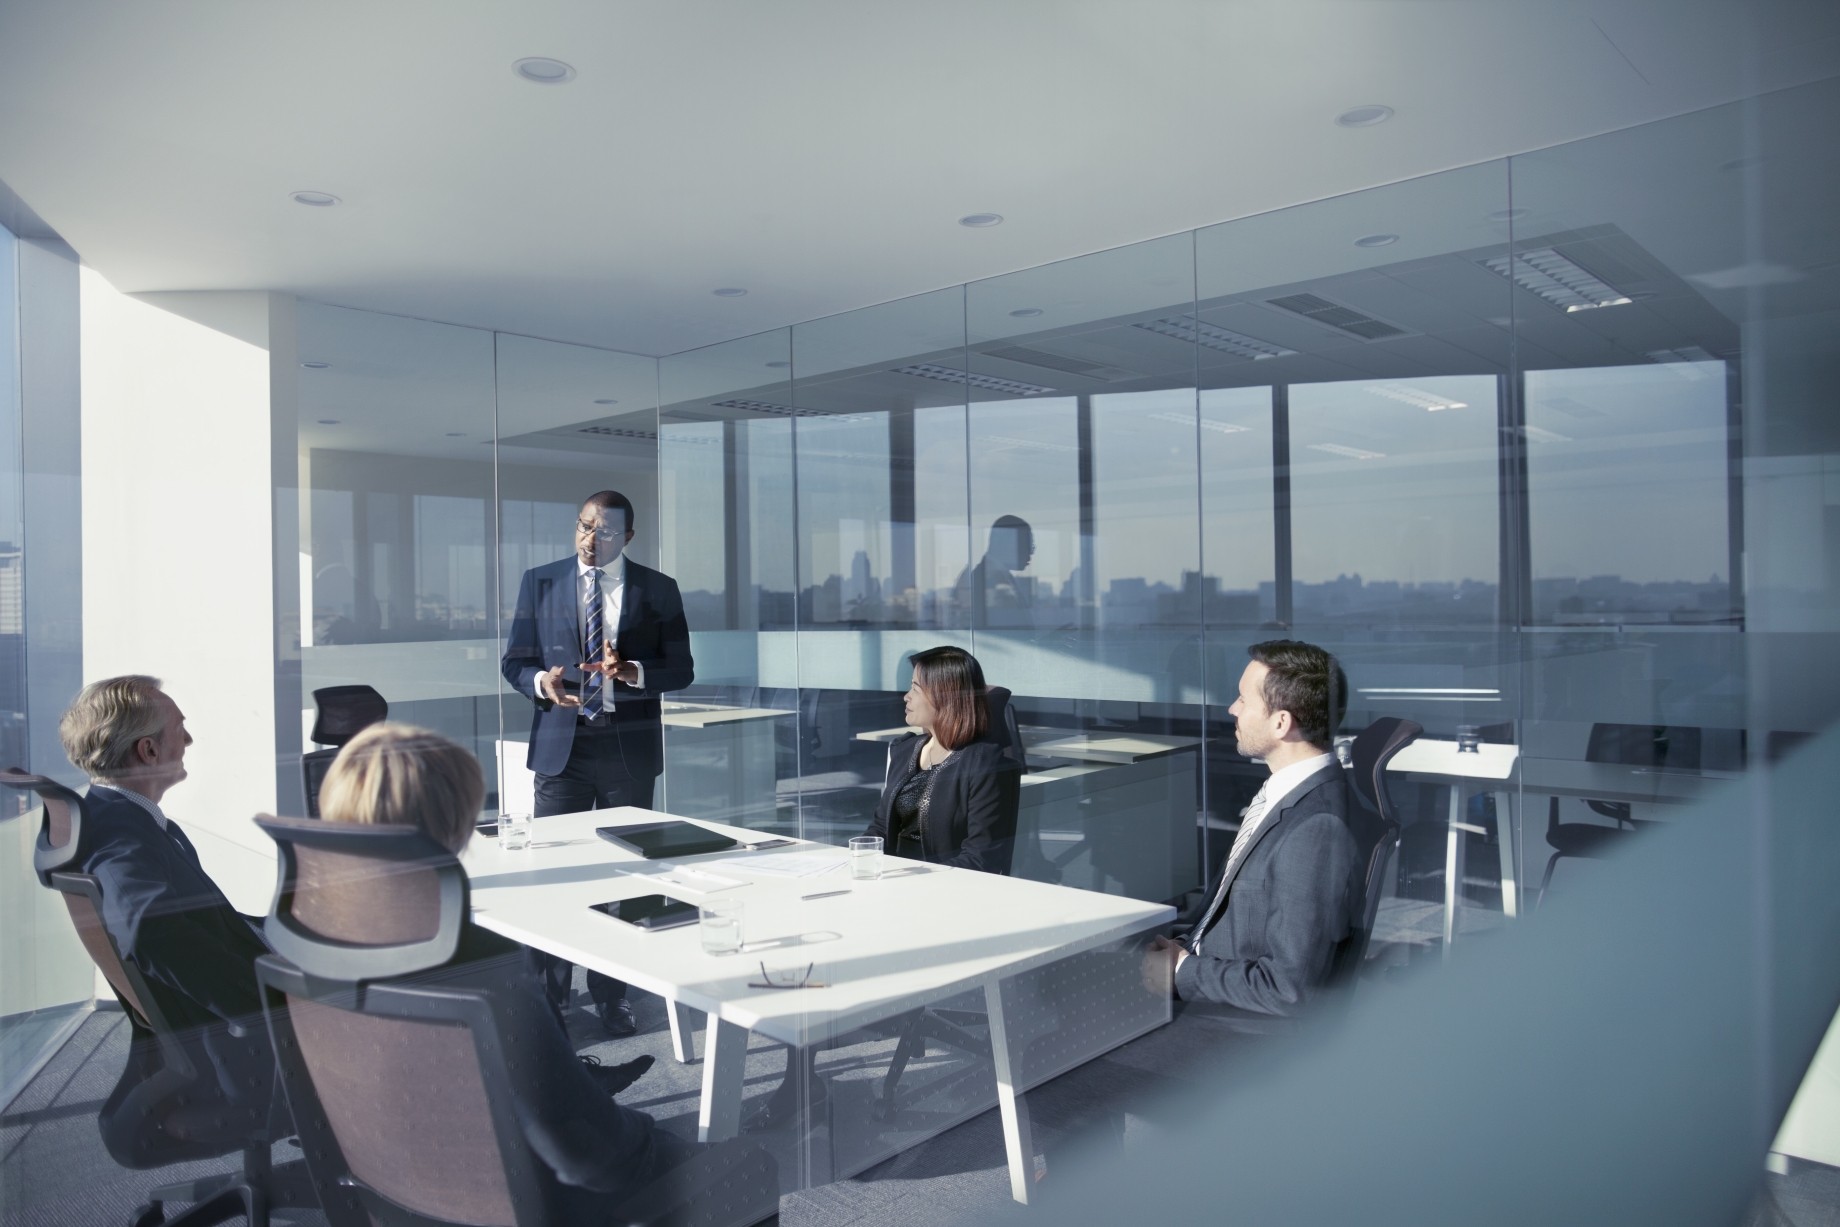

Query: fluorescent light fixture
[
  {"left": 959, "top": 213, "right": 1004, "bottom": 228},
  {"left": 300, "top": 361, "right": 332, "bottom": 369},
  {"left": 1009, "top": 308, "right": 1044, "bottom": 318},
  {"left": 1364, "top": 383, "right": 1468, "bottom": 411},
  {"left": 290, "top": 191, "right": 340, "bottom": 207},
  {"left": 513, "top": 57, "right": 576, "bottom": 83},
  {"left": 712, "top": 287, "right": 748, "bottom": 297},
  {"left": 1134, "top": 315, "right": 1294, "bottom": 361},
  {"left": 1336, "top": 104, "right": 1394, "bottom": 127},
  {"left": 445, "top": 431, "right": 465, "bottom": 437},
  {"left": 592, "top": 398, "right": 620, "bottom": 405},
  {"left": 1509, "top": 424, "right": 1573, "bottom": 444},
  {"left": 1307, "top": 443, "right": 1384, "bottom": 460},
  {"left": 578, "top": 425, "right": 658, "bottom": 440},
  {"left": 1646, "top": 346, "right": 1719, "bottom": 379},
  {"left": 1357, "top": 687, "right": 1500, "bottom": 696},
  {"left": 1148, "top": 411, "right": 1250, "bottom": 436},
  {"left": 1354, "top": 233, "right": 1398, "bottom": 248},
  {"left": 891, "top": 363, "right": 1053, "bottom": 397},
  {"left": 712, "top": 398, "right": 809, "bottom": 416},
  {"left": 765, "top": 360, "right": 791, "bottom": 368},
  {"left": 1484, "top": 248, "right": 1636, "bottom": 313},
  {"left": 316, "top": 418, "right": 339, "bottom": 425},
  {"left": 1686, "top": 262, "right": 1806, "bottom": 290}
]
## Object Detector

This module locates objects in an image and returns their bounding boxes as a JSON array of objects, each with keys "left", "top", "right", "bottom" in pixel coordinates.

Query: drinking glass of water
[
  {"left": 700, "top": 898, "right": 745, "bottom": 955},
  {"left": 498, "top": 810, "right": 532, "bottom": 851},
  {"left": 849, "top": 835, "right": 883, "bottom": 881}
]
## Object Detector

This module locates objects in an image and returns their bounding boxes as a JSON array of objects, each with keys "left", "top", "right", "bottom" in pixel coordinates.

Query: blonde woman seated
[{"left": 318, "top": 723, "right": 764, "bottom": 1220}]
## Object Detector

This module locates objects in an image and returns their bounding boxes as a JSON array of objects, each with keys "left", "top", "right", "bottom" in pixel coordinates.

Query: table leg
[
  {"left": 985, "top": 977, "right": 1038, "bottom": 1204},
  {"left": 1494, "top": 789, "right": 1518, "bottom": 919},
  {"left": 668, "top": 1000, "right": 699, "bottom": 1064},
  {"left": 697, "top": 1017, "right": 747, "bottom": 1143},
  {"left": 1442, "top": 784, "right": 1463, "bottom": 954}
]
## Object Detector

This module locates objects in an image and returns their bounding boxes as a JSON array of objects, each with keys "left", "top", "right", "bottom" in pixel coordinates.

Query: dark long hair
[{"left": 910, "top": 646, "right": 989, "bottom": 750}]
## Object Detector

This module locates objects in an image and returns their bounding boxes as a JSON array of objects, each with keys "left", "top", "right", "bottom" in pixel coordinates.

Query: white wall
[{"left": 78, "top": 273, "right": 282, "bottom": 909}]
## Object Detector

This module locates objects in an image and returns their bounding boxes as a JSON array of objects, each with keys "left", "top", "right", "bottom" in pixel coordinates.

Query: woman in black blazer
[
  {"left": 864, "top": 645, "right": 1021, "bottom": 874},
  {"left": 748, "top": 647, "right": 1021, "bottom": 1132}
]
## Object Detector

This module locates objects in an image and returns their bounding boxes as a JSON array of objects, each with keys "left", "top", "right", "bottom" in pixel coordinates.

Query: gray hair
[{"left": 60, "top": 675, "right": 167, "bottom": 779}]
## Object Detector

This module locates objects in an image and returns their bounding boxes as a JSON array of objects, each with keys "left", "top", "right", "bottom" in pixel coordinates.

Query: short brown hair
[
  {"left": 60, "top": 675, "right": 167, "bottom": 778},
  {"left": 910, "top": 646, "right": 989, "bottom": 751},
  {"left": 1247, "top": 639, "right": 1347, "bottom": 750},
  {"left": 317, "top": 723, "right": 484, "bottom": 854}
]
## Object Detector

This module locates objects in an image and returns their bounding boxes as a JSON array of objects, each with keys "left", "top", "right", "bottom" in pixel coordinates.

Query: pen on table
[{"left": 801, "top": 889, "right": 851, "bottom": 901}]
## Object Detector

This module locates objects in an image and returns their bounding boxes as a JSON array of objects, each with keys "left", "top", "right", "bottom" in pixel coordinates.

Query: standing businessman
[{"left": 501, "top": 489, "right": 695, "bottom": 1036}]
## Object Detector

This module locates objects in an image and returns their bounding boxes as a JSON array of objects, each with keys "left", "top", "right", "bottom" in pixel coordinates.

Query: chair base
[{"left": 132, "top": 1155, "right": 315, "bottom": 1227}]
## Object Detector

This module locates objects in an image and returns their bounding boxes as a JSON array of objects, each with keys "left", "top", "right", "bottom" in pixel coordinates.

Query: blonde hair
[
  {"left": 61, "top": 675, "right": 168, "bottom": 779},
  {"left": 317, "top": 723, "right": 484, "bottom": 854}
]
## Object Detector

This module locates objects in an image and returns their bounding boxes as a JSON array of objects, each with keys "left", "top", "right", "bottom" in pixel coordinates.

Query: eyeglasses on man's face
[{"left": 576, "top": 519, "right": 629, "bottom": 540}]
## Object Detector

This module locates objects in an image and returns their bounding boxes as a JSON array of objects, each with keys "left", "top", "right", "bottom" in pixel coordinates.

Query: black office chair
[
  {"left": 1345, "top": 717, "right": 1422, "bottom": 827},
  {"left": 1538, "top": 722, "right": 1702, "bottom": 907},
  {"left": 253, "top": 815, "right": 777, "bottom": 1227},
  {"left": 300, "top": 685, "right": 388, "bottom": 817},
  {"left": 0, "top": 769, "right": 313, "bottom": 1227}
]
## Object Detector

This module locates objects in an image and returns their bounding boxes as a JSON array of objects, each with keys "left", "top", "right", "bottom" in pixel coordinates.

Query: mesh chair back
[
  {"left": 308, "top": 685, "right": 389, "bottom": 748},
  {"left": 258, "top": 816, "right": 465, "bottom": 981},
  {"left": 53, "top": 875, "right": 158, "bottom": 1028},
  {"left": 985, "top": 685, "right": 1028, "bottom": 773},
  {"left": 1346, "top": 717, "right": 1423, "bottom": 824},
  {"left": 283, "top": 993, "right": 518, "bottom": 1226},
  {"left": 1583, "top": 723, "right": 1703, "bottom": 823},
  {"left": 301, "top": 748, "right": 340, "bottom": 818},
  {"left": 1324, "top": 816, "right": 1400, "bottom": 990}
]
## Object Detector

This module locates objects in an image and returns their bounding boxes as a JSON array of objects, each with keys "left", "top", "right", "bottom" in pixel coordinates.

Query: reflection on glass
[
  {"left": 966, "top": 397, "right": 1078, "bottom": 631},
  {"left": 1289, "top": 375, "right": 1500, "bottom": 628}
]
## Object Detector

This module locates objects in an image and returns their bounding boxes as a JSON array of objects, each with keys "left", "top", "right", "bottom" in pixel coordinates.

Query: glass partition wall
[{"left": 279, "top": 77, "right": 1839, "bottom": 950}]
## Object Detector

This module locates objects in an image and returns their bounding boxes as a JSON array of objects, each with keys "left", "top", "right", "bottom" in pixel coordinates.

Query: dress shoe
[
  {"left": 600, "top": 999, "right": 638, "bottom": 1038},
  {"left": 579, "top": 1053, "right": 654, "bottom": 1097}
]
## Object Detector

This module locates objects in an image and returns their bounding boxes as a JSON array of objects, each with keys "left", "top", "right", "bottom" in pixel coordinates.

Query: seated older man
[{"left": 58, "top": 674, "right": 276, "bottom": 1155}]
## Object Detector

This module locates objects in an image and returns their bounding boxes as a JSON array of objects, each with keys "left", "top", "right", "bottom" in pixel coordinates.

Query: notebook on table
[{"left": 596, "top": 820, "right": 739, "bottom": 859}]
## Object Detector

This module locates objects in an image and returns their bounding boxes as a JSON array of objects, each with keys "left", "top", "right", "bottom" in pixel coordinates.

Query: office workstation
[{"left": 3, "top": 5, "right": 1839, "bottom": 1225}]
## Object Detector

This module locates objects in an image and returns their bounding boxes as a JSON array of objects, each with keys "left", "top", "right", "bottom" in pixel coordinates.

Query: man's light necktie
[{"left": 1193, "top": 782, "right": 1272, "bottom": 957}]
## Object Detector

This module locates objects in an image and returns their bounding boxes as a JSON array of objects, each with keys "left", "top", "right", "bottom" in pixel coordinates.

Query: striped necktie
[
  {"left": 583, "top": 567, "right": 605, "bottom": 717},
  {"left": 1192, "top": 782, "right": 1272, "bottom": 957}
]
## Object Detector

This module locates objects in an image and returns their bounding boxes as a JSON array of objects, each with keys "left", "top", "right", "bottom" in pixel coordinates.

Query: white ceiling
[{"left": 0, "top": 0, "right": 1835, "bottom": 357}]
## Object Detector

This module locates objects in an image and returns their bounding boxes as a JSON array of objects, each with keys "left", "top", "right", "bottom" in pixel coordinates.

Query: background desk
[
  {"left": 463, "top": 809, "right": 1171, "bottom": 1201},
  {"left": 855, "top": 726, "right": 1201, "bottom": 903}
]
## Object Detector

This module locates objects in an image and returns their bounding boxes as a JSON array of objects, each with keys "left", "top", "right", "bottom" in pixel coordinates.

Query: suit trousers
[{"left": 531, "top": 718, "right": 658, "bottom": 1017}]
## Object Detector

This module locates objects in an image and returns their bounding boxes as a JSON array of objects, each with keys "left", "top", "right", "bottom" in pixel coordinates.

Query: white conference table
[{"left": 463, "top": 808, "right": 1172, "bottom": 1201}]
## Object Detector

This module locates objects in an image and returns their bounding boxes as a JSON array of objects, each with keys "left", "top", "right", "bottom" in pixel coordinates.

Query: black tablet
[
  {"left": 590, "top": 894, "right": 700, "bottom": 931},
  {"left": 595, "top": 820, "right": 739, "bottom": 859}
]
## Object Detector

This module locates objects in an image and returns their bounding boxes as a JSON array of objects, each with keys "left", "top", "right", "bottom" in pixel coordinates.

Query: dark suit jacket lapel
[
  {"left": 537, "top": 558, "right": 578, "bottom": 655},
  {"left": 614, "top": 559, "right": 647, "bottom": 645},
  {"left": 1216, "top": 761, "right": 1343, "bottom": 899}
]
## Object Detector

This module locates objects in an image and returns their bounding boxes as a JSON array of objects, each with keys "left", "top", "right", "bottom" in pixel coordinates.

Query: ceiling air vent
[
  {"left": 577, "top": 425, "right": 658, "bottom": 440},
  {"left": 891, "top": 363, "right": 1054, "bottom": 397},
  {"left": 1265, "top": 292, "right": 1408, "bottom": 340}
]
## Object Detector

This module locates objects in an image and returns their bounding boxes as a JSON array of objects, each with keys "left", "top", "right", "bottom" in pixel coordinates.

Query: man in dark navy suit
[
  {"left": 501, "top": 489, "right": 695, "bottom": 1035},
  {"left": 58, "top": 675, "right": 276, "bottom": 1153}
]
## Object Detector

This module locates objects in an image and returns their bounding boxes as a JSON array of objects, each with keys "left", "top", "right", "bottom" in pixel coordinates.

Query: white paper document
[{"left": 725, "top": 849, "right": 847, "bottom": 878}]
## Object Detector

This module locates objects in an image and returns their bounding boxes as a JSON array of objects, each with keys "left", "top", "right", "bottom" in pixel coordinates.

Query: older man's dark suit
[
  {"left": 1173, "top": 761, "right": 1362, "bottom": 1019},
  {"left": 76, "top": 786, "right": 275, "bottom": 1158},
  {"left": 500, "top": 554, "right": 695, "bottom": 1016}
]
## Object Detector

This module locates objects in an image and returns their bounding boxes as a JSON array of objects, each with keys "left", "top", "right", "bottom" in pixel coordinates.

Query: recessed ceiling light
[
  {"left": 300, "top": 360, "right": 332, "bottom": 369},
  {"left": 765, "top": 360, "right": 791, "bottom": 368},
  {"left": 1008, "top": 308, "right": 1044, "bottom": 318},
  {"left": 316, "top": 418, "right": 339, "bottom": 425},
  {"left": 1354, "top": 233, "right": 1398, "bottom": 248},
  {"left": 1487, "top": 208, "right": 1529, "bottom": 223},
  {"left": 1335, "top": 105, "right": 1393, "bottom": 128},
  {"left": 290, "top": 191, "right": 340, "bottom": 207},
  {"left": 513, "top": 57, "right": 576, "bottom": 84},
  {"left": 592, "top": 398, "right": 619, "bottom": 405},
  {"left": 712, "top": 287, "right": 748, "bottom": 297},
  {"left": 959, "top": 213, "right": 1004, "bottom": 228}
]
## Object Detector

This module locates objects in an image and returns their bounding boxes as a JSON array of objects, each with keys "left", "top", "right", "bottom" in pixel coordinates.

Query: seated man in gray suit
[{"left": 1143, "top": 638, "right": 1361, "bottom": 1027}]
